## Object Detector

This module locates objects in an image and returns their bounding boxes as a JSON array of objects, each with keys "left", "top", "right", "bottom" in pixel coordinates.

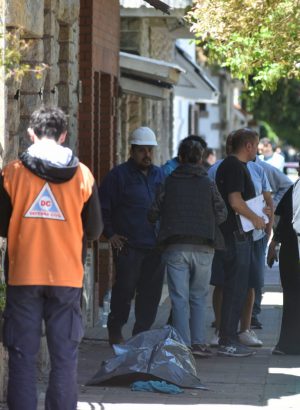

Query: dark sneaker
[
  {"left": 108, "top": 330, "right": 124, "bottom": 346},
  {"left": 211, "top": 320, "right": 216, "bottom": 328},
  {"left": 251, "top": 317, "right": 263, "bottom": 329},
  {"left": 191, "top": 344, "right": 213, "bottom": 358},
  {"left": 272, "top": 347, "right": 286, "bottom": 355},
  {"left": 218, "top": 343, "right": 255, "bottom": 357}
]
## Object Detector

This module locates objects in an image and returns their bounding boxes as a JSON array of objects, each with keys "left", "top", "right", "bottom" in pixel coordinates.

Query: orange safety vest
[{"left": 3, "top": 160, "right": 95, "bottom": 288}]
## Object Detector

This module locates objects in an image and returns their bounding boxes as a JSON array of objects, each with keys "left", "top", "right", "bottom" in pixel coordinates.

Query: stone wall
[
  {"left": 120, "top": 16, "right": 176, "bottom": 165},
  {"left": 0, "top": 343, "right": 7, "bottom": 403},
  {"left": 0, "top": 0, "right": 5, "bottom": 169},
  {"left": 3, "top": 0, "right": 80, "bottom": 164}
]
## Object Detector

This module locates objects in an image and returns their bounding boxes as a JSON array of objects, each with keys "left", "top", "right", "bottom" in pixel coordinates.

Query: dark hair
[
  {"left": 204, "top": 148, "right": 216, "bottom": 160},
  {"left": 225, "top": 131, "right": 236, "bottom": 155},
  {"left": 186, "top": 134, "right": 207, "bottom": 149},
  {"left": 231, "top": 128, "right": 258, "bottom": 153},
  {"left": 259, "top": 137, "right": 272, "bottom": 146},
  {"left": 29, "top": 106, "right": 68, "bottom": 141},
  {"left": 178, "top": 137, "right": 204, "bottom": 164}
]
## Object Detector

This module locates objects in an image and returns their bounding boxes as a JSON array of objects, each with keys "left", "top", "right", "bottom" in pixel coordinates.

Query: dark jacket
[
  {"left": 99, "top": 158, "right": 165, "bottom": 248},
  {"left": 148, "top": 164, "right": 227, "bottom": 249}
]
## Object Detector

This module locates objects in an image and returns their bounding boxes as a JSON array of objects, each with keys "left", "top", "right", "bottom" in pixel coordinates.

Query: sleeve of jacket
[
  {"left": 98, "top": 169, "right": 121, "bottom": 239},
  {"left": 81, "top": 181, "right": 103, "bottom": 240},
  {"left": 210, "top": 180, "right": 228, "bottom": 225},
  {"left": 0, "top": 173, "right": 12, "bottom": 238},
  {"left": 271, "top": 169, "right": 293, "bottom": 208},
  {"left": 147, "top": 181, "right": 166, "bottom": 223}
]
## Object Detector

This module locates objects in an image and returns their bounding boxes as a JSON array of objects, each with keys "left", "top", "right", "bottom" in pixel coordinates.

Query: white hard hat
[{"left": 130, "top": 127, "right": 158, "bottom": 146}]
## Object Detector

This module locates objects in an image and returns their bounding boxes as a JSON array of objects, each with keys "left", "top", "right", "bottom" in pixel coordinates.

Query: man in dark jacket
[
  {"left": 0, "top": 106, "right": 103, "bottom": 410},
  {"left": 148, "top": 137, "right": 227, "bottom": 357},
  {"left": 99, "top": 127, "right": 165, "bottom": 346}
]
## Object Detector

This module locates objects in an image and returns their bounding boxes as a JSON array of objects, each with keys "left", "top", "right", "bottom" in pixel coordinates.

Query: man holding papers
[{"left": 215, "top": 128, "right": 268, "bottom": 357}]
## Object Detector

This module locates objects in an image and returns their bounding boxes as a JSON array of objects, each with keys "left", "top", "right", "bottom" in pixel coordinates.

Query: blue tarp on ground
[{"left": 87, "top": 325, "right": 206, "bottom": 389}]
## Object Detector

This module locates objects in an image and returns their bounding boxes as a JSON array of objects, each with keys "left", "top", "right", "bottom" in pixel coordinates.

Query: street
[{"left": 35, "top": 262, "right": 300, "bottom": 410}]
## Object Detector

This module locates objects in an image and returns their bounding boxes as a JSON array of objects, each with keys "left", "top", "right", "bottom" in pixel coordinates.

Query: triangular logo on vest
[{"left": 24, "top": 182, "right": 65, "bottom": 221}]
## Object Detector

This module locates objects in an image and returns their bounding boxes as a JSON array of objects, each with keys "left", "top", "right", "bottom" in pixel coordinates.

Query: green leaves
[
  {"left": 247, "top": 78, "right": 300, "bottom": 148},
  {"left": 0, "top": 27, "right": 48, "bottom": 81},
  {"left": 186, "top": 0, "right": 300, "bottom": 95}
]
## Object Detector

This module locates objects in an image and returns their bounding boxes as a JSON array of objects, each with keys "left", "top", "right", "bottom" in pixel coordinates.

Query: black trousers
[
  {"left": 107, "top": 246, "right": 165, "bottom": 335},
  {"left": 277, "top": 287, "right": 300, "bottom": 354},
  {"left": 3, "top": 285, "right": 83, "bottom": 410}
]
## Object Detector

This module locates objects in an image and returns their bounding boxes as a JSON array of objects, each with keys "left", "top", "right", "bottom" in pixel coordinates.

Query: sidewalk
[{"left": 45, "top": 264, "right": 300, "bottom": 409}]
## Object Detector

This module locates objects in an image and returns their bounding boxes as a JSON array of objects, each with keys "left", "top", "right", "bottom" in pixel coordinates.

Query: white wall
[
  {"left": 176, "top": 39, "right": 196, "bottom": 62},
  {"left": 173, "top": 96, "right": 190, "bottom": 156},
  {"left": 199, "top": 104, "right": 220, "bottom": 149}
]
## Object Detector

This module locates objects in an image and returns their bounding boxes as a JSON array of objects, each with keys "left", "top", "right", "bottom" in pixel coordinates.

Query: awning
[
  {"left": 143, "top": 0, "right": 171, "bottom": 14},
  {"left": 120, "top": 51, "right": 185, "bottom": 100},
  {"left": 174, "top": 45, "right": 220, "bottom": 104},
  {"left": 120, "top": 0, "right": 191, "bottom": 17}
]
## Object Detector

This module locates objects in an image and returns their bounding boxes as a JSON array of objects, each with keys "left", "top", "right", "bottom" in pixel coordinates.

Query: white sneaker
[
  {"left": 210, "top": 331, "right": 219, "bottom": 347},
  {"left": 238, "top": 329, "right": 263, "bottom": 347}
]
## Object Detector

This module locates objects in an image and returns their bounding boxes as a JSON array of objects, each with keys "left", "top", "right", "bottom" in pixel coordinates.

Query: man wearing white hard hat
[{"left": 99, "top": 127, "right": 165, "bottom": 346}]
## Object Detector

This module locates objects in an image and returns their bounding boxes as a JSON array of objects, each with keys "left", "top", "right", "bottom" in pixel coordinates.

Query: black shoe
[
  {"left": 272, "top": 346, "right": 286, "bottom": 355},
  {"left": 211, "top": 320, "right": 216, "bottom": 328},
  {"left": 251, "top": 317, "right": 263, "bottom": 329},
  {"left": 191, "top": 344, "right": 213, "bottom": 358},
  {"left": 108, "top": 330, "right": 124, "bottom": 346}
]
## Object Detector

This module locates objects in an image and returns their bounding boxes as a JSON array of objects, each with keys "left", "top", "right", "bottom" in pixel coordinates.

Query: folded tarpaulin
[
  {"left": 86, "top": 325, "right": 206, "bottom": 389},
  {"left": 131, "top": 380, "right": 184, "bottom": 394}
]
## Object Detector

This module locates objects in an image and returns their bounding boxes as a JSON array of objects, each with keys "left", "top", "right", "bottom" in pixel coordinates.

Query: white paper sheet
[{"left": 239, "top": 194, "right": 269, "bottom": 232}]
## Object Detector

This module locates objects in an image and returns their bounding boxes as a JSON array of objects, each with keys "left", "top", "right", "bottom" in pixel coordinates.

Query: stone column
[{"left": 0, "top": 0, "right": 5, "bottom": 168}]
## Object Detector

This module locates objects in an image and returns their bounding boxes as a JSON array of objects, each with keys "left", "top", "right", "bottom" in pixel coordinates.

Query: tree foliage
[
  {"left": 249, "top": 79, "right": 300, "bottom": 148},
  {"left": 186, "top": 0, "right": 300, "bottom": 95},
  {"left": 0, "top": 27, "right": 47, "bottom": 80}
]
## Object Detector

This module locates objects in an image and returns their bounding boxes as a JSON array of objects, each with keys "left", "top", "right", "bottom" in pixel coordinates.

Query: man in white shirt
[{"left": 258, "top": 138, "right": 285, "bottom": 172}]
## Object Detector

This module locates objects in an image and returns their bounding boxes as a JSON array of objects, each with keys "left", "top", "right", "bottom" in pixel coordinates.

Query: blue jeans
[
  {"left": 218, "top": 234, "right": 253, "bottom": 345},
  {"left": 252, "top": 235, "right": 268, "bottom": 318},
  {"left": 163, "top": 247, "right": 214, "bottom": 346},
  {"left": 3, "top": 286, "right": 83, "bottom": 410}
]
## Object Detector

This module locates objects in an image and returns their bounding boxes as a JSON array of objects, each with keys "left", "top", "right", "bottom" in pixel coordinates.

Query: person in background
[
  {"left": 203, "top": 148, "right": 217, "bottom": 170},
  {"left": 161, "top": 135, "right": 207, "bottom": 177},
  {"left": 267, "top": 161, "right": 300, "bottom": 355},
  {"left": 250, "top": 156, "right": 292, "bottom": 329},
  {"left": 258, "top": 138, "right": 285, "bottom": 172},
  {"left": 99, "top": 127, "right": 165, "bottom": 346},
  {"left": 209, "top": 151, "right": 292, "bottom": 330},
  {"left": 255, "top": 156, "right": 292, "bottom": 209},
  {"left": 209, "top": 132, "right": 273, "bottom": 348},
  {"left": 214, "top": 128, "right": 266, "bottom": 357},
  {"left": 148, "top": 137, "right": 227, "bottom": 357},
  {"left": 161, "top": 134, "right": 208, "bottom": 327},
  {"left": 0, "top": 106, "right": 103, "bottom": 410}
]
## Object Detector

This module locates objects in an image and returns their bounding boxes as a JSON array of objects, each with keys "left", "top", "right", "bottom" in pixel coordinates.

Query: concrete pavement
[
  {"left": 68, "top": 262, "right": 300, "bottom": 410},
  {"left": 26, "top": 263, "right": 294, "bottom": 409}
]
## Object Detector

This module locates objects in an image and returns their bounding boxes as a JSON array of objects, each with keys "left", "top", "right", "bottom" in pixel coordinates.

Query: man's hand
[
  {"left": 109, "top": 234, "right": 128, "bottom": 250},
  {"left": 267, "top": 241, "right": 278, "bottom": 268},
  {"left": 263, "top": 206, "right": 272, "bottom": 218},
  {"left": 251, "top": 215, "right": 266, "bottom": 230}
]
